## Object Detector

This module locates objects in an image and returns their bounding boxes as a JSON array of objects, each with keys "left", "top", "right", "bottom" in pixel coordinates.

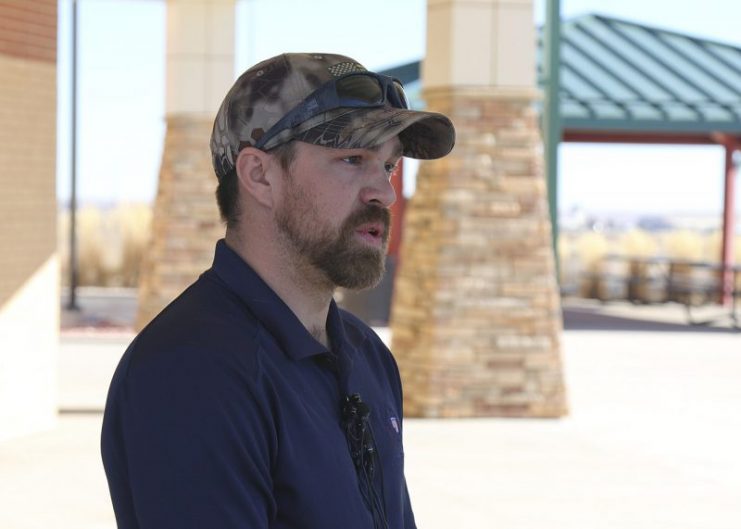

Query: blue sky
[{"left": 56, "top": 0, "right": 741, "bottom": 220}]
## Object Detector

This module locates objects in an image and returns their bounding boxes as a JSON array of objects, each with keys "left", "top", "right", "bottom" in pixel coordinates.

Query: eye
[
  {"left": 342, "top": 155, "right": 363, "bottom": 166},
  {"left": 385, "top": 161, "right": 399, "bottom": 176}
]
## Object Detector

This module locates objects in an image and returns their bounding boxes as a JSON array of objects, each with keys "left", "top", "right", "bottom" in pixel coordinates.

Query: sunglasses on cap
[{"left": 254, "top": 72, "right": 409, "bottom": 150}]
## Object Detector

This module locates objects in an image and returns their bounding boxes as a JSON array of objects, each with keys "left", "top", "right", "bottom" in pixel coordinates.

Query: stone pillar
[
  {"left": 391, "top": 0, "right": 567, "bottom": 417},
  {"left": 0, "top": 0, "right": 59, "bottom": 440},
  {"left": 137, "top": 0, "right": 235, "bottom": 329}
]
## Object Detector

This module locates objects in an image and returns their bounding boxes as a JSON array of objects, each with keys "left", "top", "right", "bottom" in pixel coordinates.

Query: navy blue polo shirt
[{"left": 101, "top": 240, "right": 416, "bottom": 529}]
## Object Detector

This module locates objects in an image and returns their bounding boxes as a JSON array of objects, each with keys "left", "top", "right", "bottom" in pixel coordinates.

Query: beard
[{"left": 275, "top": 189, "right": 391, "bottom": 291}]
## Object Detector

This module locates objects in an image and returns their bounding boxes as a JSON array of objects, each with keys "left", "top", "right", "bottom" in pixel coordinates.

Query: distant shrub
[
  {"left": 620, "top": 229, "right": 657, "bottom": 258},
  {"left": 574, "top": 231, "right": 610, "bottom": 272},
  {"left": 58, "top": 203, "right": 152, "bottom": 287},
  {"left": 113, "top": 204, "right": 152, "bottom": 287},
  {"left": 662, "top": 230, "right": 703, "bottom": 261}
]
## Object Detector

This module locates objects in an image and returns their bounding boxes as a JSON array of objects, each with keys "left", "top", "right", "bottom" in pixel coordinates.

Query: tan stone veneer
[
  {"left": 136, "top": 116, "right": 222, "bottom": 330},
  {"left": 136, "top": 0, "right": 235, "bottom": 329},
  {"left": 390, "top": 87, "right": 567, "bottom": 418}
]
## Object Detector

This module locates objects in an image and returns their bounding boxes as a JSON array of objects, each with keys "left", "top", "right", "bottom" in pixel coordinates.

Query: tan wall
[
  {"left": 425, "top": 0, "right": 536, "bottom": 89},
  {"left": 0, "top": 0, "right": 59, "bottom": 441}
]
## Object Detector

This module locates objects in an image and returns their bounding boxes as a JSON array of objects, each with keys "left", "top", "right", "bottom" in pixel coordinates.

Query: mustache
[{"left": 344, "top": 205, "right": 391, "bottom": 233}]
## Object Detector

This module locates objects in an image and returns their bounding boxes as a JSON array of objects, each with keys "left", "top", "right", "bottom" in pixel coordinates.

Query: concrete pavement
[{"left": 1, "top": 297, "right": 739, "bottom": 528}]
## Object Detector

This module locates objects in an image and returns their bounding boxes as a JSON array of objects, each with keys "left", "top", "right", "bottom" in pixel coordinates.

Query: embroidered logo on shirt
[{"left": 389, "top": 416, "right": 400, "bottom": 434}]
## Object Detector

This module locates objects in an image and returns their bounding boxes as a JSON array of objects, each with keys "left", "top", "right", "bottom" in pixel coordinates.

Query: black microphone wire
[
  {"left": 363, "top": 420, "right": 389, "bottom": 529},
  {"left": 342, "top": 394, "right": 389, "bottom": 529}
]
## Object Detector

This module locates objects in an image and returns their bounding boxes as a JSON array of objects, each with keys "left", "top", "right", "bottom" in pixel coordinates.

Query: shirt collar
[{"left": 210, "top": 239, "right": 346, "bottom": 362}]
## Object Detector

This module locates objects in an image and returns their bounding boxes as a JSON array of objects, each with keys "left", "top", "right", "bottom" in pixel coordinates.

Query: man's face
[{"left": 274, "top": 137, "right": 401, "bottom": 290}]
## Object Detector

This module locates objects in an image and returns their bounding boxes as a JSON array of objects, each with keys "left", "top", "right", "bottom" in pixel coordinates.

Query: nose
[{"left": 360, "top": 165, "right": 397, "bottom": 208}]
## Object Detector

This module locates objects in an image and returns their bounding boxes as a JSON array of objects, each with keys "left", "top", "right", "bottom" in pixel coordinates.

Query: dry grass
[
  {"left": 58, "top": 203, "right": 152, "bottom": 287},
  {"left": 559, "top": 228, "right": 741, "bottom": 299},
  {"left": 620, "top": 229, "right": 658, "bottom": 258},
  {"left": 661, "top": 230, "right": 704, "bottom": 261},
  {"left": 58, "top": 204, "right": 739, "bottom": 297},
  {"left": 562, "top": 229, "right": 741, "bottom": 266}
]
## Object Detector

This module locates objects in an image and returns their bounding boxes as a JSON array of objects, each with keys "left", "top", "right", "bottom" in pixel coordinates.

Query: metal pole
[
  {"left": 67, "top": 0, "right": 80, "bottom": 311},
  {"left": 720, "top": 140, "right": 738, "bottom": 306},
  {"left": 543, "top": 0, "right": 562, "bottom": 275}
]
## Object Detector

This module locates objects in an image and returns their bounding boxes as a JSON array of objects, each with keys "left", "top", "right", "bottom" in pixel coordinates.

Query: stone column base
[
  {"left": 391, "top": 87, "right": 568, "bottom": 418},
  {"left": 136, "top": 115, "right": 223, "bottom": 330}
]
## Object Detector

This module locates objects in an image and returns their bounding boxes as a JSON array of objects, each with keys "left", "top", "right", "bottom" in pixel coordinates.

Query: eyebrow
[{"left": 367, "top": 141, "right": 404, "bottom": 159}]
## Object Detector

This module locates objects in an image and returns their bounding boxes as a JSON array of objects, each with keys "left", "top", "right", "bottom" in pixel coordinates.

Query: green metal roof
[
  {"left": 537, "top": 14, "right": 741, "bottom": 135},
  {"left": 383, "top": 14, "right": 741, "bottom": 138}
]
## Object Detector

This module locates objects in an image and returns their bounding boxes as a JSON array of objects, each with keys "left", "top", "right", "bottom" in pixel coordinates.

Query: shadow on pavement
[
  {"left": 60, "top": 287, "right": 739, "bottom": 335},
  {"left": 61, "top": 287, "right": 137, "bottom": 331},
  {"left": 563, "top": 303, "right": 738, "bottom": 333}
]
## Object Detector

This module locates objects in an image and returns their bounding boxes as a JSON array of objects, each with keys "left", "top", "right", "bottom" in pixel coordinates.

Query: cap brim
[{"left": 293, "top": 106, "right": 456, "bottom": 160}]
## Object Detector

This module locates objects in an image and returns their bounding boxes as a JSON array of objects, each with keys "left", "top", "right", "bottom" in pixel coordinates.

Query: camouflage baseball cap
[{"left": 210, "top": 53, "right": 455, "bottom": 180}]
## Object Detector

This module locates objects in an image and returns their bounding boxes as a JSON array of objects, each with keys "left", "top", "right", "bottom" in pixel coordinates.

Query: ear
[{"left": 235, "top": 147, "right": 276, "bottom": 209}]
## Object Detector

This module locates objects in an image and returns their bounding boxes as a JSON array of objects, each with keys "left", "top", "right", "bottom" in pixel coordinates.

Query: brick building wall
[{"left": 0, "top": 0, "right": 59, "bottom": 441}]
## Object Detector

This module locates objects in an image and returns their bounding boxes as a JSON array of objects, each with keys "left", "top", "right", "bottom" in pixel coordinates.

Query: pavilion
[{"left": 383, "top": 13, "right": 741, "bottom": 301}]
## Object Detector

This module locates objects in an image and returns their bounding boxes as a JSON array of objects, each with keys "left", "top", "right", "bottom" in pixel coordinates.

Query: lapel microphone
[{"left": 341, "top": 393, "right": 389, "bottom": 529}]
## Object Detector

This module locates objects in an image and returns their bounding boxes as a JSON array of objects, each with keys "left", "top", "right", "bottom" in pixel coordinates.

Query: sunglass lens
[
  {"left": 336, "top": 75, "right": 385, "bottom": 105},
  {"left": 391, "top": 81, "right": 409, "bottom": 109}
]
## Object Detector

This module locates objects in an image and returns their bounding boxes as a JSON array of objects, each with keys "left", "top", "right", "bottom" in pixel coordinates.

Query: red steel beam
[
  {"left": 720, "top": 136, "right": 739, "bottom": 305},
  {"left": 387, "top": 161, "right": 405, "bottom": 260},
  {"left": 563, "top": 130, "right": 721, "bottom": 145}
]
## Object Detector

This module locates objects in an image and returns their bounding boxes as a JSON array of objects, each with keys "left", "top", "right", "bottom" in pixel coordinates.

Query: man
[{"left": 102, "top": 53, "right": 455, "bottom": 529}]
